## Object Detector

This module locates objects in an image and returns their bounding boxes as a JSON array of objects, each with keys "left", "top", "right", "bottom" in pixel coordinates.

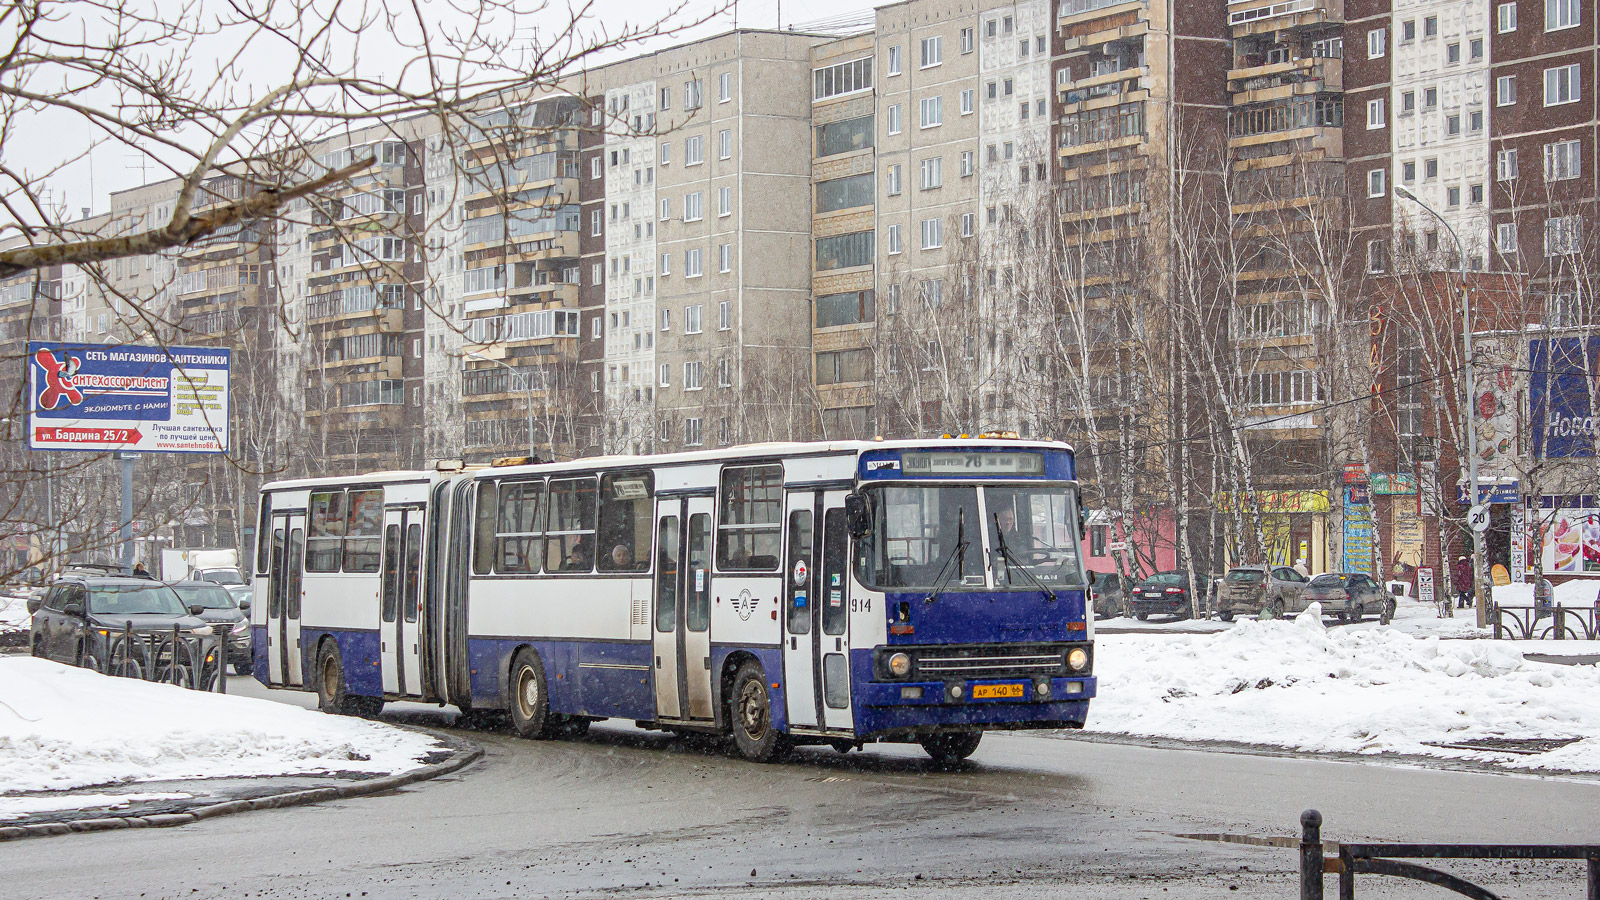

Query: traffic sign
[{"left": 1469, "top": 504, "right": 1490, "bottom": 533}]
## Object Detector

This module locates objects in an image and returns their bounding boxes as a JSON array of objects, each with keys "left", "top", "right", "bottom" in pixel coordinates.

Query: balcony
[
  {"left": 1058, "top": 66, "right": 1150, "bottom": 112},
  {"left": 1059, "top": 3, "right": 1147, "bottom": 52},
  {"left": 1226, "top": 96, "right": 1343, "bottom": 151},
  {"left": 1228, "top": 55, "right": 1342, "bottom": 103},
  {"left": 1228, "top": 0, "right": 1343, "bottom": 37}
]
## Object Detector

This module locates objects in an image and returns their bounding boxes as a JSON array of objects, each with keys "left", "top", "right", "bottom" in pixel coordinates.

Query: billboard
[
  {"left": 1529, "top": 336, "right": 1600, "bottom": 458},
  {"left": 26, "top": 342, "right": 229, "bottom": 454}
]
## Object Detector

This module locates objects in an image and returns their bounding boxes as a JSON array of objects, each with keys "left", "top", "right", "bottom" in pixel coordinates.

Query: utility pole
[{"left": 1396, "top": 184, "right": 1488, "bottom": 627}]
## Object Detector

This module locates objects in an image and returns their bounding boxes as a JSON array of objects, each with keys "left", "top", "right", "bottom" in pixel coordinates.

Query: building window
[
  {"left": 1368, "top": 167, "right": 1386, "bottom": 198},
  {"left": 1499, "top": 2, "right": 1518, "bottom": 31},
  {"left": 1425, "top": 157, "right": 1438, "bottom": 180},
  {"left": 659, "top": 142, "right": 671, "bottom": 166},
  {"left": 685, "top": 78, "right": 703, "bottom": 109},
  {"left": 920, "top": 217, "right": 943, "bottom": 249},
  {"left": 1498, "top": 75, "right": 1517, "bottom": 106},
  {"left": 815, "top": 290, "right": 874, "bottom": 328},
  {"left": 1470, "top": 38, "right": 1483, "bottom": 61},
  {"left": 718, "top": 129, "right": 732, "bottom": 159},
  {"left": 660, "top": 308, "right": 671, "bottom": 332},
  {"left": 686, "top": 304, "right": 703, "bottom": 333},
  {"left": 887, "top": 45, "right": 902, "bottom": 76},
  {"left": 660, "top": 197, "right": 671, "bottom": 220},
  {"left": 885, "top": 163, "right": 902, "bottom": 196},
  {"left": 719, "top": 301, "right": 731, "bottom": 330},
  {"left": 719, "top": 72, "right": 732, "bottom": 102},
  {"left": 1470, "top": 110, "right": 1483, "bottom": 133},
  {"left": 1470, "top": 182, "right": 1485, "bottom": 204},
  {"left": 1401, "top": 90, "right": 1415, "bottom": 114},
  {"left": 684, "top": 362, "right": 704, "bottom": 391},
  {"left": 961, "top": 212, "right": 974, "bottom": 237},
  {"left": 591, "top": 209, "right": 602, "bottom": 236},
  {"left": 685, "top": 248, "right": 702, "bottom": 277},
  {"left": 1547, "top": 0, "right": 1580, "bottom": 30},
  {"left": 1402, "top": 160, "right": 1416, "bottom": 183},
  {"left": 1446, "top": 114, "right": 1461, "bottom": 136},
  {"left": 960, "top": 150, "right": 974, "bottom": 177},
  {"left": 815, "top": 231, "right": 874, "bottom": 270},
  {"left": 887, "top": 223, "right": 903, "bottom": 255},
  {"left": 590, "top": 156, "right": 602, "bottom": 179},
  {"left": 1424, "top": 87, "right": 1437, "bottom": 109},
  {"left": 815, "top": 349, "right": 873, "bottom": 385},
  {"left": 1545, "top": 64, "right": 1581, "bottom": 105},
  {"left": 1546, "top": 139, "right": 1582, "bottom": 181},
  {"left": 1367, "top": 98, "right": 1385, "bottom": 129},
  {"left": 1367, "top": 27, "right": 1386, "bottom": 59},
  {"left": 1447, "top": 42, "right": 1461, "bottom": 64},
  {"left": 1497, "top": 223, "right": 1518, "bottom": 254},
  {"left": 684, "top": 418, "right": 703, "bottom": 446},
  {"left": 961, "top": 27, "right": 974, "bottom": 53},
  {"left": 960, "top": 89, "right": 974, "bottom": 115},
  {"left": 1546, "top": 215, "right": 1582, "bottom": 255},
  {"left": 887, "top": 104, "right": 902, "bottom": 135},
  {"left": 1401, "top": 19, "right": 1416, "bottom": 41},
  {"left": 920, "top": 96, "right": 943, "bottom": 128},
  {"left": 684, "top": 191, "right": 703, "bottom": 221},
  {"left": 659, "top": 363, "right": 670, "bottom": 387},
  {"left": 1498, "top": 147, "right": 1519, "bottom": 180},
  {"left": 919, "top": 156, "right": 942, "bottom": 190},
  {"left": 717, "top": 358, "right": 732, "bottom": 388},
  {"left": 1447, "top": 185, "right": 1461, "bottom": 206},
  {"left": 1424, "top": 15, "right": 1437, "bottom": 36},
  {"left": 1366, "top": 238, "right": 1387, "bottom": 273},
  {"left": 920, "top": 36, "right": 942, "bottom": 68},
  {"left": 719, "top": 186, "right": 732, "bottom": 217},
  {"left": 718, "top": 243, "right": 731, "bottom": 273}
]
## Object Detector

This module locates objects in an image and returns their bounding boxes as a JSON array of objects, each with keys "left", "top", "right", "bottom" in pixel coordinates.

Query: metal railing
[
  {"left": 1299, "top": 809, "right": 1600, "bottom": 900},
  {"left": 76, "top": 621, "right": 228, "bottom": 693},
  {"left": 1492, "top": 602, "right": 1600, "bottom": 640}
]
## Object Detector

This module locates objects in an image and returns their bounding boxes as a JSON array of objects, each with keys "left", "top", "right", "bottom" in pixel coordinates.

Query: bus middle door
[
  {"left": 267, "top": 512, "right": 306, "bottom": 688},
  {"left": 651, "top": 496, "right": 716, "bottom": 723},
  {"left": 380, "top": 507, "right": 425, "bottom": 696},
  {"left": 818, "top": 491, "right": 855, "bottom": 731}
]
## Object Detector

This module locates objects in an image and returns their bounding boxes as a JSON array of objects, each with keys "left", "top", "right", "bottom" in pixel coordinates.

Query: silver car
[{"left": 1216, "top": 565, "right": 1310, "bottom": 621}]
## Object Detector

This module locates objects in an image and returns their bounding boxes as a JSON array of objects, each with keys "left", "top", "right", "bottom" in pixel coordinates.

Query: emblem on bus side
[
  {"left": 793, "top": 559, "right": 808, "bottom": 586},
  {"left": 732, "top": 588, "right": 758, "bottom": 620}
]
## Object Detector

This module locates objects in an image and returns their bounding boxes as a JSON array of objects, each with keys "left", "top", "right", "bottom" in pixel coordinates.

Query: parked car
[
  {"left": 1088, "top": 571, "right": 1138, "bottom": 619},
  {"left": 1216, "top": 564, "right": 1310, "bottom": 621},
  {"left": 1302, "top": 573, "right": 1389, "bottom": 623},
  {"left": 1129, "top": 571, "right": 1210, "bottom": 620},
  {"left": 28, "top": 572, "right": 214, "bottom": 679},
  {"left": 171, "top": 581, "right": 253, "bottom": 676}
]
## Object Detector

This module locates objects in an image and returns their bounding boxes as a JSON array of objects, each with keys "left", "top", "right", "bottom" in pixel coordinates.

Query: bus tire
[
  {"left": 919, "top": 730, "right": 982, "bottom": 763},
  {"left": 508, "top": 648, "right": 554, "bottom": 739},
  {"left": 728, "top": 660, "right": 789, "bottom": 763},
  {"left": 315, "top": 641, "right": 379, "bottom": 716}
]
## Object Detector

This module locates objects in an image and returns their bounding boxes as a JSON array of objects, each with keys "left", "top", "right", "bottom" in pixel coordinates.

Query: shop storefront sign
[{"left": 1371, "top": 473, "right": 1418, "bottom": 495}]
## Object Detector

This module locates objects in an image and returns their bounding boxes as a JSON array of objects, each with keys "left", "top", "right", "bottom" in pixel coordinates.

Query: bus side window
[
  {"left": 381, "top": 523, "right": 401, "bottom": 622},
  {"left": 473, "top": 481, "right": 498, "bottom": 575},
  {"left": 716, "top": 464, "right": 783, "bottom": 571},
  {"left": 598, "top": 473, "right": 652, "bottom": 573},
  {"left": 305, "top": 490, "right": 345, "bottom": 572},
  {"left": 545, "top": 477, "right": 598, "bottom": 573},
  {"left": 344, "top": 489, "right": 383, "bottom": 573},
  {"left": 256, "top": 500, "right": 272, "bottom": 575},
  {"left": 497, "top": 481, "right": 544, "bottom": 574}
]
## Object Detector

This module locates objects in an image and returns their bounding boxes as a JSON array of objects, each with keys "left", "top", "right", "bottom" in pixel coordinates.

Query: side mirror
[
  {"left": 844, "top": 493, "right": 871, "bottom": 538},
  {"left": 238, "top": 600, "right": 251, "bottom": 612},
  {"left": 25, "top": 597, "right": 41, "bottom": 615},
  {"left": 62, "top": 600, "right": 84, "bottom": 618},
  {"left": 188, "top": 604, "right": 206, "bottom": 617}
]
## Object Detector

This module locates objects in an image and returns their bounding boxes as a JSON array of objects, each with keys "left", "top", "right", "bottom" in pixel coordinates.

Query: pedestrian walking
[{"left": 1450, "top": 554, "right": 1472, "bottom": 616}]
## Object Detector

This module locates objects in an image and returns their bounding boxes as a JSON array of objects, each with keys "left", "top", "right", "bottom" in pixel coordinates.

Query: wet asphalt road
[{"left": 3, "top": 677, "right": 1598, "bottom": 900}]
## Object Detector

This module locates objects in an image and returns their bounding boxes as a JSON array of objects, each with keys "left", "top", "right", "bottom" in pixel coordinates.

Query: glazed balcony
[
  {"left": 1058, "top": 0, "right": 1147, "bottom": 52},
  {"left": 1228, "top": 55, "right": 1343, "bottom": 103},
  {"left": 1228, "top": 0, "right": 1343, "bottom": 38}
]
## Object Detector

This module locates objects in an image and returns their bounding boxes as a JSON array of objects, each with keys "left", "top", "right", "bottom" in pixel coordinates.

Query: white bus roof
[{"left": 260, "top": 469, "right": 438, "bottom": 493}]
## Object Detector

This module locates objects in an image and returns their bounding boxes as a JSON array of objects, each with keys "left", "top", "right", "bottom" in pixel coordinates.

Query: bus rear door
[
  {"left": 266, "top": 510, "right": 306, "bottom": 687},
  {"left": 784, "top": 489, "right": 856, "bottom": 732},
  {"left": 652, "top": 496, "right": 716, "bottom": 723}
]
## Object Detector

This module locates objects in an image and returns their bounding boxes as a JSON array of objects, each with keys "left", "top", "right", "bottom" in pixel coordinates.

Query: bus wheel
[
  {"left": 729, "top": 661, "right": 790, "bottom": 763},
  {"left": 919, "top": 731, "right": 982, "bottom": 763},
  {"left": 508, "top": 648, "right": 553, "bottom": 739},
  {"left": 315, "top": 642, "right": 378, "bottom": 716}
]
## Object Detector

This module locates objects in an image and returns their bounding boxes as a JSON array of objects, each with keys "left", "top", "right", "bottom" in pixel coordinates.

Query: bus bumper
[{"left": 853, "top": 676, "right": 1096, "bottom": 739}]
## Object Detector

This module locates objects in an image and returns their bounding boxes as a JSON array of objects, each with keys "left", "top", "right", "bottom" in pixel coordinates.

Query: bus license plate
[{"left": 972, "top": 683, "right": 1024, "bottom": 700}]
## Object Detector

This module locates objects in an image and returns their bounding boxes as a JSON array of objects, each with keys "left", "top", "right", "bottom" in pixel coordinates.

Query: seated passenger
[{"left": 610, "top": 543, "right": 632, "bottom": 569}]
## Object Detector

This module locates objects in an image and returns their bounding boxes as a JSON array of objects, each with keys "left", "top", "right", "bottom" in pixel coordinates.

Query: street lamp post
[
  {"left": 464, "top": 350, "right": 537, "bottom": 461},
  {"left": 1395, "top": 183, "right": 1488, "bottom": 627}
]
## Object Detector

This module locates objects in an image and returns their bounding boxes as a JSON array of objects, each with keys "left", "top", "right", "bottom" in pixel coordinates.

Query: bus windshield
[
  {"left": 855, "top": 483, "right": 1084, "bottom": 590},
  {"left": 982, "top": 484, "right": 1085, "bottom": 588}
]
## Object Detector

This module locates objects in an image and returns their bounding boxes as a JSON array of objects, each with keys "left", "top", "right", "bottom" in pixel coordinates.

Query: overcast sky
[{"left": 20, "top": 0, "right": 875, "bottom": 221}]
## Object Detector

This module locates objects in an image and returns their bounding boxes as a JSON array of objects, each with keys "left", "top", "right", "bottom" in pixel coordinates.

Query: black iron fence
[
  {"left": 1299, "top": 809, "right": 1600, "bottom": 900},
  {"left": 77, "top": 620, "right": 228, "bottom": 693},
  {"left": 1492, "top": 602, "right": 1600, "bottom": 640}
]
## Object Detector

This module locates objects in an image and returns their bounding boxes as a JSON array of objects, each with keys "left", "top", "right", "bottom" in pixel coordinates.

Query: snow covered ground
[
  {"left": 0, "top": 592, "right": 30, "bottom": 637},
  {"left": 1086, "top": 603, "right": 1600, "bottom": 772},
  {"left": 0, "top": 657, "right": 443, "bottom": 798}
]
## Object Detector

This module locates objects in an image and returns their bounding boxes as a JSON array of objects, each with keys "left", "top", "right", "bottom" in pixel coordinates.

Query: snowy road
[{"left": 1, "top": 675, "right": 1597, "bottom": 899}]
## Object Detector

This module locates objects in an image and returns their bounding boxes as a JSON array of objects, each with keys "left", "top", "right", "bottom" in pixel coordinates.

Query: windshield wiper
[
  {"left": 923, "top": 508, "right": 969, "bottom": 604},
  {"left": 991, "top": 513, "right": 1057, "bottom": 602}
]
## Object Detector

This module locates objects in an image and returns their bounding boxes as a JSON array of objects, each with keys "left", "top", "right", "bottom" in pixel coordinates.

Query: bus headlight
[
  {"left": 888, "top": 652, "right": 911, "bottom": 677},
  {"left": 1067, "top": 648, "right": 1089, "bottom": 672}
]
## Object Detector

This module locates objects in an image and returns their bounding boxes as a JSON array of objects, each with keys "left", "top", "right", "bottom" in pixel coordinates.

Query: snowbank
[
  {"left": 1088, "top": 604, "right": 1600, "bottom": 771},
  {"left": 1494, "top": 579, "right": 1600, "bottom": 608},
  {"left": 0, "top": 658, "right": 442, "bottom": 793},
  {"left": 0, "top": 593, "right": 29, "bottom": 634}
]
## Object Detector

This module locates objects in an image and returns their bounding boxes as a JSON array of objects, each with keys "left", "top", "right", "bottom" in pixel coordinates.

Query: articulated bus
[{"left": 251, "top": 438, "right": 1097, "bottom": 762}]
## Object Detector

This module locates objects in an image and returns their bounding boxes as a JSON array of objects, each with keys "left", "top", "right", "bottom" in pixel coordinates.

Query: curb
[{"left": 0, "top": 730, "right": 481, "bottom": 843}]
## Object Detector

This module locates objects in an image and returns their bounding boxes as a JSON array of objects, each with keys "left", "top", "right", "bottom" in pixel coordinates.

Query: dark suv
[
  {"left": 170, "top": 581, "right": 253, "bottom": 675},
  {"left": 28, "top": 572, "right": 214, "bottom": 679}
]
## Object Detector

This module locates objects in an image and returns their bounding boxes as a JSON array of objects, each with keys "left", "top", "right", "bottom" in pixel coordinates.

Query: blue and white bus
[{"left": 251, "top": 438, "right": 1096, "bottom": 761}]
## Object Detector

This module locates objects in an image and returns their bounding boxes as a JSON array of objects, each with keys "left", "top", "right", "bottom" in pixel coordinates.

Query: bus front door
[
  {"left": 381, "top": 507, "right": 426, "bottom": 697},
  {"left": 266, "top": 511, "right": 306, "bottom": 687},
  {"left": 818, "top": 491, "right": 855, "bottom": 731},
  {"left": 652, "top": 497, "right": 716, "bottom": 723},
  {"left": 783, "top": 491, "right": 820, "bottom": 729}
]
